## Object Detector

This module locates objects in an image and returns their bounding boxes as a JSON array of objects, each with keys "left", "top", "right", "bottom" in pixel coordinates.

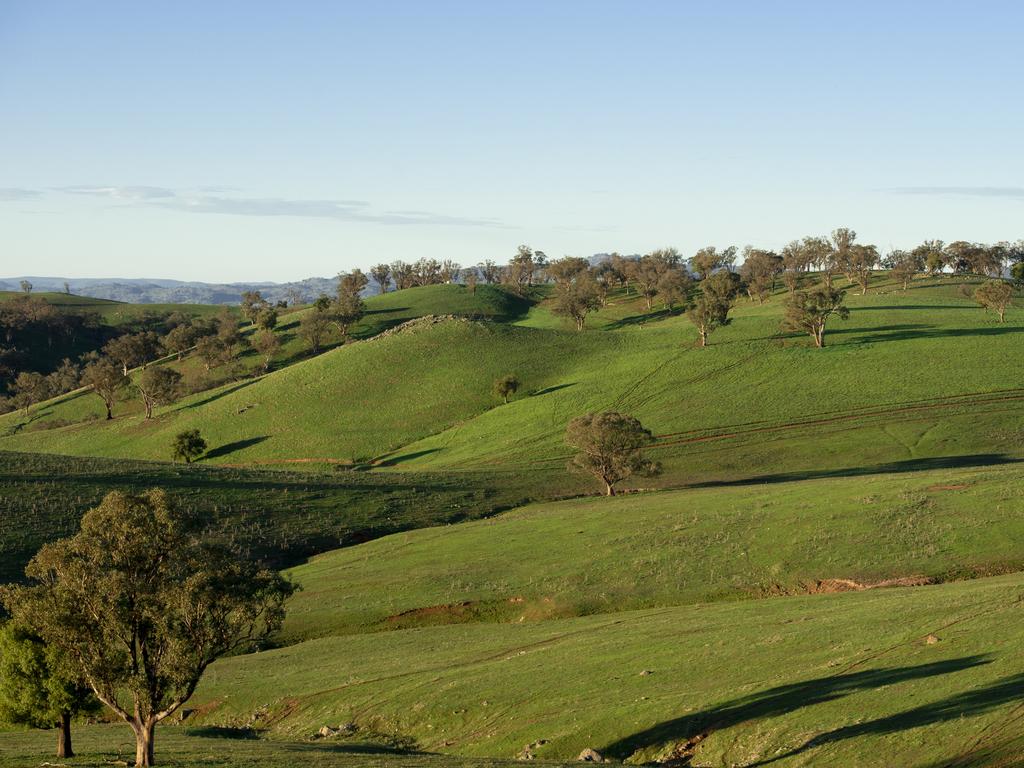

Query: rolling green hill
[
  {"left": 278, "top": 461, "right": 1024, "bottom": 642},
  {"left": 4, "top": 276, "right": 1021, "bottom": 490},
  {"left": 3, "top": 273, "right": 1023, "bottom": 768},
  {"left": 187, "top": 571, "right": 1024, "bottom": 766}
]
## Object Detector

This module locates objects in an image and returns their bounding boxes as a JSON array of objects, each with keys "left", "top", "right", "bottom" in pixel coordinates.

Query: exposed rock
[
  {"left": 316, "top": 722, "right": 358, "bottom": 739},
  {"left": 925, "top": 634, "right": 940, "bottom": 645},
  {"left": 639, "top": 669, "right": 654, "bottom": 676},
  {"left": 578, "top": 748, "right": 604, "bottom": 762}
]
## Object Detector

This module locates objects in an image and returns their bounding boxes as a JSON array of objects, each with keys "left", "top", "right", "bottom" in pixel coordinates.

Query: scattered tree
[
  {"left": 171, "top": 429, "right": 207, "bottom": 463},
  {"left": 504, "top": 245, "right": 536, "bottom": 295},
  {"left": 0, "top": 623, "right": 97, "bottom": 759},
  {"left": 370, "top": 263, "right": 392, "bottom": 293},
  {"left": 974, "top": 280, "right": 1013, "bottom": 322},
  {"left": 685, "top": 271, "right": 737, "bottom": 347},
  {"left": 783, "top": 287, "right": 850, "bottom": 347},
  {"left": 11, "top": 371, "right": 50, "bottom": 416},
  {"left": 81, "top": 357, "right": 126, "bottom": 419},
  {"left": 104, "top": 332, "right": 160, "bottom": 377},
  {"left": 565, "top": 412, "right": 660, "bottom": 496},
  {"left": 136, "top": 367, "right": 182, "bottom": 419},
  {"left": 552, "top": 270, "right": 602, "bottom": 330},
  {"left": 253, "top": 330, "right": 280, "bottom": 373},
  {"left": 20, "top": 280, "right": 32, "bottom": 294},
  {"left": 739, "top": 248, "right": 783, "bottom": 303},
  {"left": 883, "top": 249, "right": 924, "bottom": 291},
  {"left": 161, "top": 324, "right": 197, "bottom": 360},
  {"left": 239, "top": 291, "right": 269, "bottom": 326},
  {"left": 846, "top": 243, "right": 879, "bottom": 295},
  {"left": 298, "top": 309, "right": 332, "bottom": 354},
  {"left": 1, "top": 490, "right": 294, "bottom": 768},
  {"left": 464, "top": 269, "right": 478, "bottom": 293},
  {"left": 494, "top": 374, "right": 520, "bottom": 404}
]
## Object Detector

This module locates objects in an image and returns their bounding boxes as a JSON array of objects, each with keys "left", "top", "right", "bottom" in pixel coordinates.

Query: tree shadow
[
  {"left": 201, "top": 435, "right": 270, "bottom": 460},
  {"left": 685, "top": 454, "right": 1021, "bottom": 489},
  {"left": 602, "top": 656, "right": 991, "bottom": 762},
  {"left": 753, "top": 671, "right": 1024, "bottom": 765},
  {"left": 531, "top": 383, "right": 576, "bottom": 397},
  {"left": 852, "top": 305, "right": 976, "bottom": 311},
  {"left": 605, "top": 307, "right": 682, "bottom": 329},
  {"left": 373, "top": 448, "right": 442, "bottom": 467},
  {"left": 185, "top": 379, "right": 257, "bottom": 409},
  {"left": 838, "top": 325, "right": 1024, "bottom": 345}
]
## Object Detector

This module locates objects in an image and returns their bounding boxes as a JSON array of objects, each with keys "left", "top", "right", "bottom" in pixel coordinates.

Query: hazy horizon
[{"left": 3, "top": 1, "right": 1023, "bottom": 282}]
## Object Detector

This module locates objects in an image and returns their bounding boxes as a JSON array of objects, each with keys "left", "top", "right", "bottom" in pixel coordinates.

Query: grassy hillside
[
  {"left": 0, "top": 451, "right": 538, "bottom": 584},
  {"left": 0, "top": 725, "right": 544, "bottom": 768},
  {"left": 279, "top": 461, "right": 1024, "bottom": 641},
  {"left": 188, "top": 572, "right": 1024, "bottom": 766},
  {"left": 3, "top": 277, "right": 1020, "bottom": 488}
]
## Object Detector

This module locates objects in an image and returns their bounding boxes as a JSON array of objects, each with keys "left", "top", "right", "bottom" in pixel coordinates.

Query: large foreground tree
[
  {"left": 2, "top": 490, "right": 294, "bottom": 767},
  {"left": 565, "top": 412, "right": 660, "bottom": 496}
]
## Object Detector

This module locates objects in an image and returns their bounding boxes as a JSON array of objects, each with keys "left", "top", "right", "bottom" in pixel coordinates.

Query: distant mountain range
[{"left": 0, "top": 276, "right": 339, "bottom": 305}]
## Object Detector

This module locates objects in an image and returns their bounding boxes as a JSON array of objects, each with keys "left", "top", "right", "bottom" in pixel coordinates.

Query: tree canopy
[{"left": 2, "top": 490, "right": 295, "bottom": 767}]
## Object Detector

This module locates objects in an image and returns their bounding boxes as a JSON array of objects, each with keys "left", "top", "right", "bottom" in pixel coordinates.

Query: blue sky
[{"left": 2, "top": 1, "right": 1022, "bottom": 282}]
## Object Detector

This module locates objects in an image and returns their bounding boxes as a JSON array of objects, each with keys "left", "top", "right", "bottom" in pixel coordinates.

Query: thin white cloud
[
  {"left": 56, "top": 185, "right": 177, "bottom": 201},
  {"left": 7, "top": 185, "right": 511, "bottom": 228},
  {"left": 887, "top": 186, "right": 1024, "bottom": 200},
  {"left": 0, "top": 188, "right": 41, "bottom": 201}
]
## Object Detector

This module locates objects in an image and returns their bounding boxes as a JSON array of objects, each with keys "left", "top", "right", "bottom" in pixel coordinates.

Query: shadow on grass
[
  {"left": 185, "top": 379, "right": 258, "bottom": 409},
  {"left": 686, "top": 454, "right": 1021, "bottom": 489},
  {"left": 532, "top": 382, "right": 576, "bottom": 396},
  {"left": 838, "top": 324, "right": 1024, "bottom": 345},
  {"left": 752, "top": 671, "right": 1024, "bottom": 765},
  {"left": 184, "top": 726, "right": 259, "bottom": 740},
  {"left": 202, "top": 435, "right": 270, "bottom": 460},
  {"left": 605, "top": 307, "right": 682, "bottom": 329},
  {"left": 374, "top": 448, "right": 442, "bottom": 467},
  {"left": 603, "top": 656, "right": 992, "bottom": 761}
]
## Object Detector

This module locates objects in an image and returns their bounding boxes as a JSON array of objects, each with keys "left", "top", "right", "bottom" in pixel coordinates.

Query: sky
[{"left": 1, "top": 0, "right": 1023, "bottom": 282}]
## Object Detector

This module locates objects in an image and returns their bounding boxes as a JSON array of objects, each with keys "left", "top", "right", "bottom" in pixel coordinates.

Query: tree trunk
[
  {"left": 699, "top": 329, "right": 707, "bottom": 347},
  {"left": 999, "top": 308, "right": 1005, "bottom": 322},
  {"left": 105, "top": 402, "right": 113, "bottom": 420},
  {"left": 56, "top": 711, "right": 74, "bottom": 758},
  {"left": 134, "top": 719, "right": 156, "bottom": 767},
  {"left": 605, "top": 481, "right": 615, "bottom": 496}
]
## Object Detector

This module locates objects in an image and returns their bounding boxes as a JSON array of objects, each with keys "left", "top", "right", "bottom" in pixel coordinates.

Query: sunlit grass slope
[
  {"left": 278, "top": 461, "right": 1024, "bottom": 641},
  {"left": 190, "top": 572, "right": 1024, "bottom": 766},
  {"left": 4, "top": 277, "right": 1021, "bottom": 483}
]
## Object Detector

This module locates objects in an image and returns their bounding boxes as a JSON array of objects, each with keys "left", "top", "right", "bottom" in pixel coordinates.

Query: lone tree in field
[
  {"left": 136, "top": 367, "right": 182, "bottom": 419},
  {"left": 974, "top": 280, "right": 1013, "bottom": 322},
  {"left": 784, "top": 287, "right": 850, "bottom": 347},
  {"left": 494, "top": 374, "right": 520, "bottom": 404},
  {"left": 1, "top": 490, "right": 294, "bottom": 768},
  {"left": 171, "top": 429, "right": 207, "bottom": 463},
  {"left": 565, "top": 412, "right": 660, "bottom": 496},
  {"left": 81, "top": 357, "right": 126, "bottom": 420},
  {"left": 0, "top": 623, "right": 98, "bottom": 759}
]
